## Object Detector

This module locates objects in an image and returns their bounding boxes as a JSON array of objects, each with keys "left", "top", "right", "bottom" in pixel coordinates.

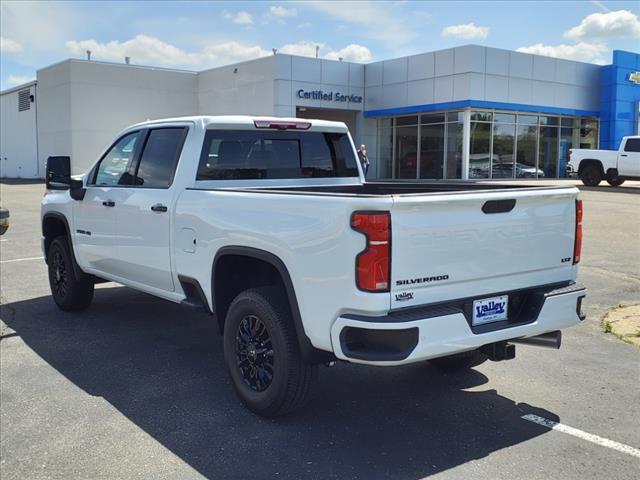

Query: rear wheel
[
  {"left": 430, "top": 350, "right": 488, "bottom": 373},
  {"left": 223, "top": 286, "right": 318, "bottom": 417},
  {"left": 47, "top": 236, "right": 94, "bottom": 311},
  {"left": 580, "top": 165, "right": 602, "bottom": 186}
]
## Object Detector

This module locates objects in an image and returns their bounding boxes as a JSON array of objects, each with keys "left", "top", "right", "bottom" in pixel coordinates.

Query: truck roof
[{"left": 129, "top": 115, "right": 349, "bottom": 132}]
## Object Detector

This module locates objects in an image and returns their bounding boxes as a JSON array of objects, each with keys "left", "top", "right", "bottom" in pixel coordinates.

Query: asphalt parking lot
[{"left": 1, "top": 180, "right": 639, "bottom": 480}]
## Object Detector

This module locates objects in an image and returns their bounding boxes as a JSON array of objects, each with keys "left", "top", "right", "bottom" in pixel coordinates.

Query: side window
[
  {"left": 623, "top": 138, "right": 640, "bottom": 152},
  {"left": 92, "top": 132, "right": 139, "bottom": 186},
  {"left": 134, "top": 128, "right": 187, "bottom": 188}
]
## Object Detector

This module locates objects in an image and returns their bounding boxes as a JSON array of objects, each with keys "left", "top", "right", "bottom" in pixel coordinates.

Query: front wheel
[
  {"left": 606, "top": 176, "right": 625, "bottom": 187},
  {"left": 580, "top": 165, "right": 602, "bottom": 186},
  {"left": 47, "top": 237, "right": 94, "bottom": 311},
  {"left": 429, "top": 350, "right": 488, "bottom": 373},
  {"left": 223, "top": 287, "right": 318, "bottom": 417}
]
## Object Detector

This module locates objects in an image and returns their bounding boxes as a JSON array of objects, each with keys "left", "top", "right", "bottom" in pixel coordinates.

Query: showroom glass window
[
  {"left": 378, "top": 110, "right": 598, "bottom": 180},
  {"left": 491, "top": 114, "right": 516, "bottom": 178},
  {"left": 516, "top": 115, "right": 538, "bottom": 178},
  {"left": 395, "top": 116, "right": 418, "bottom": 179},
  {"left": 377, "top": 111, "right": 463, "bottom": 180},
  {"left": 469, "top": 112, "right": 492, "bottom": 179}
]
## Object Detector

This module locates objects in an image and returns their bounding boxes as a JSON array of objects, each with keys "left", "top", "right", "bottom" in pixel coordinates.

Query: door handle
[
  {"left": 102, "top": 200, "right": 115, "bottom": 207},
  {"left": 620, "top": 154, "right": 628, "bottom": 157},
  {"left": 151, "top": 204, "right": 168, "bottom": 213}
]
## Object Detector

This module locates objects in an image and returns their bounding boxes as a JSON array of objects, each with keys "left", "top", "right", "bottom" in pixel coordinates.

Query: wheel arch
[
  {"left": 42, "top": 212, "right": 72, "bottom": 263},
  {"left": 577, "top": 159, "right": 604, "bottom": 176},
  {"left": 212, "top": 246, "right": 333, "bottom": 364},
  {"left": 42, "top": 212, "right": 86, "bottom": 280}
]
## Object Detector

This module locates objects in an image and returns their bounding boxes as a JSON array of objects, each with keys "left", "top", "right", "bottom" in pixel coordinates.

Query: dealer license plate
[{"left": 472, "top": 295, "right": 508, "bottom": 325}]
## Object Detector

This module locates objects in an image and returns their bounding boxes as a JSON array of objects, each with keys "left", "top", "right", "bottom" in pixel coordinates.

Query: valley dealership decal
[{"left": 297, "top": 89, "right": 362, "bottom": 103}]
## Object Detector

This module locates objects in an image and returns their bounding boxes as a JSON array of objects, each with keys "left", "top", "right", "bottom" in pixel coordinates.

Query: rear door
[
  {"left": 389, "top": 188, "right": 578, "bottom": 310},
  {"left": 620, "top": 138, "right": 640, "bottom": 177},
  {"left": 112, "top": 126, "right": 188, "bottom": 291},
  {"left": 73, "top": 131, "right": 141, "bottom": 273}
]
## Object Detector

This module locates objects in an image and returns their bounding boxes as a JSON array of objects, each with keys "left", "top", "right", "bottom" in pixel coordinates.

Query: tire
[
  {"left": 580, "top": 165, "right": 602, "bottom": 186},
  {"left": 47, "top": 236, "right": 94, "bottom": 312},
  {"left": 606, "top": 177, "right": 625, "bottom": 187},
  {"left": 223, "top": 286, "right": 318, "bottom": 417},
  {"left": 429, "top": 349, "right": 488, "bottom": 373}
]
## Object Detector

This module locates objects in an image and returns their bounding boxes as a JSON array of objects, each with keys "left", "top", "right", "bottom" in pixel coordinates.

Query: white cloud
[
  {"left": 7, "top": 74, "right": 35, "bottom": 86},
  {"left": 297, "top": 22, "right": 312, "bottom": 29},
  {"left": 442, "top": 22, "right": 489, "bottom": 39},
  {"left": 224, "top": 10, "right": 254, "bottom": 25},
  {"left": 279, "top": 40, "right": 372, "bottom": 63},
  {"left": 517, "top": 42, "right": 609, "bottom": 64},
  {"left": 279, "top": 41, "right": 324, "bottom": 57},
  {"left": 325, "top": 44, "right": 373, "bottom": 63},
  {"left": 565, "top": 10, "right": 640, "bottom": 40},
  {"left": 65, "top": 35, "right": 270, "bottom": 68},
  {"left": 0, "top": 36, "right": 24, "bottom": 54},
  {"left": 270, "top": 6, "right": 297, "bottom": 17}
]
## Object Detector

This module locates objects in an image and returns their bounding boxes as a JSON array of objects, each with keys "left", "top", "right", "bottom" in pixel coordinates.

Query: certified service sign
[{"left": 629, "top": 72, "right": 640, "bottom": 84}]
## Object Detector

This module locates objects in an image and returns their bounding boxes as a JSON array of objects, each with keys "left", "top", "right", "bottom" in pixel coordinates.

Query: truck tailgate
[{"left": 390, "top": 187, "right": 579, "bottom": 309}]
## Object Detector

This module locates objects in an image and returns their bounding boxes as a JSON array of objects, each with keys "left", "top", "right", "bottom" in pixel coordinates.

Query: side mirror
[
  {"left": 69, "top": 178, "right": 86, "bottom": 200},
  {"left": 46, "top": 156, "right": 71, "bottom": 190}
]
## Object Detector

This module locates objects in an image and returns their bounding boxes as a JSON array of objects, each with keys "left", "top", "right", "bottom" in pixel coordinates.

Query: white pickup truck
[
  {"left": 568, "top": 135, "right": 640, "bottom": 186},
  {"left": 42, "top": 116, "right": 586, "bottom": 416}
]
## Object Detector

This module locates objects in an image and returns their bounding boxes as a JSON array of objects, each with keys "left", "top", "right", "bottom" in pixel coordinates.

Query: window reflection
[
  {"left": 469, "top": 122, "right": 491, "bottom": 178},
  {"left": 376, "top": 110, "right": 597, "bottom": 180},
  {"left": 395, "top": 125, "right": 418, "bottom": 179}
]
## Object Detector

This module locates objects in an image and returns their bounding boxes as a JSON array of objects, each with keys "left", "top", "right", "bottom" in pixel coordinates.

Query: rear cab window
[{"left": 197, "top": 130, "right": 359, "bottom": 180}]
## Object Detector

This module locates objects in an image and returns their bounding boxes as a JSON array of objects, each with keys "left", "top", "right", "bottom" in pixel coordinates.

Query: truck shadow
[{"left": 1, "top": 287, "right": 558, "bottom": 479}]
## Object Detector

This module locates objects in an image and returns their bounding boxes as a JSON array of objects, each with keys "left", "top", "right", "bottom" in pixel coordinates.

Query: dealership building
[{"left": 1, "top": 45, "right": 638, "bottom": 179}]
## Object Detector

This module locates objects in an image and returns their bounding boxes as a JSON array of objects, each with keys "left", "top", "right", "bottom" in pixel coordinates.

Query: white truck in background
[
  {"left": 41, "top": 116, "right": 586, "bottom": 417},
  {"left": 568, "top": 135, "right": 640, "bottom": 186}
]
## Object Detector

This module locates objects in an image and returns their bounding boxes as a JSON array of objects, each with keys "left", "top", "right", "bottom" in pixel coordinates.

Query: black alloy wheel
[
  {"left": 580, "top": 165, "right": 602, "bottom": 186},
  {"left": 47, "top": 236, "right": 94, "bottom": 311},
  {"left": 50, "top": 248, "right": 70, "bottom": 299},
  {"left": 236, "top": 314, "right": 275, "bottom": 392},
  {"left": 223, "top": 287, "right": 318, "bottom": 417}
]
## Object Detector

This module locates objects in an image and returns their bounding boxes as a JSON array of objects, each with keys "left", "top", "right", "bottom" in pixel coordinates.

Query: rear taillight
[
  {"left": 351, "top": 211, "right": 391, "bottom": 292},
  {"left": 573, "top": 199, "right": 583, "bottom": 264}
]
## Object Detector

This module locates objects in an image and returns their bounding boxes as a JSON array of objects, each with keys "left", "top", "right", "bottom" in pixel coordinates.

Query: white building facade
[{"left": 1, "top": 45, "right": 638, "bottom": 179}]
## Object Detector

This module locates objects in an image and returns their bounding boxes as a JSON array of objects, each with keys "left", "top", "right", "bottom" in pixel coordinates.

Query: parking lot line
[
  {"left": 522, "top": 414, "right": 640, "bottom": 458},
  {"left": 0, "top": 256, "right": 43, "bottom": 264}
]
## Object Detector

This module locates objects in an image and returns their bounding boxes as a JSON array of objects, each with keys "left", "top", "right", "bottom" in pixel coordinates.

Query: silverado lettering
[{"left": 396, "top": 275, "right": 449, "bottom": 286}]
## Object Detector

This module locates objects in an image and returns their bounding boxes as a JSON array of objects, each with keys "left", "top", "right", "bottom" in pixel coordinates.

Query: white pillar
[{"left": 461, "top": 107, "right": 471, "bottom": 180}]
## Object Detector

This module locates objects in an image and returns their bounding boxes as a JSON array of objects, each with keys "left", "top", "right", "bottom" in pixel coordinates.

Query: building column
[{"left": 461, "top": 107, "right": 471, "bottom": 180}]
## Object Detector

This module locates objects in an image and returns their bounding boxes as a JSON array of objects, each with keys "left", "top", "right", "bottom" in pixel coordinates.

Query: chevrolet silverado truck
[
  {"left": 568, "top": 135, "right": 640, "bottom": 186},
  {"left": 42, "top": 116, "right": 586, "bottom": 416}
]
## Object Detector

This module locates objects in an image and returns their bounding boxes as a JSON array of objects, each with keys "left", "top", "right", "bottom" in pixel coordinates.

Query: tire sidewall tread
[
  {"left": 223, "top": 286, "right": 317, "bottom": 417},
  {"left": 48, "top": 236, "right": 94, "bottom": 312}
]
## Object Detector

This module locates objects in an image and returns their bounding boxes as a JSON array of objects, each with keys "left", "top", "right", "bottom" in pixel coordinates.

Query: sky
[{"left": 1, "top": 0, "right": 639, "bottom": 90}]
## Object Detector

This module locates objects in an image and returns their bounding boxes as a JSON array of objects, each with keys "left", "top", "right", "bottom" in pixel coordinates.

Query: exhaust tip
[{"left": 510, "top": 331, "right": 562, "bottom": 349}]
